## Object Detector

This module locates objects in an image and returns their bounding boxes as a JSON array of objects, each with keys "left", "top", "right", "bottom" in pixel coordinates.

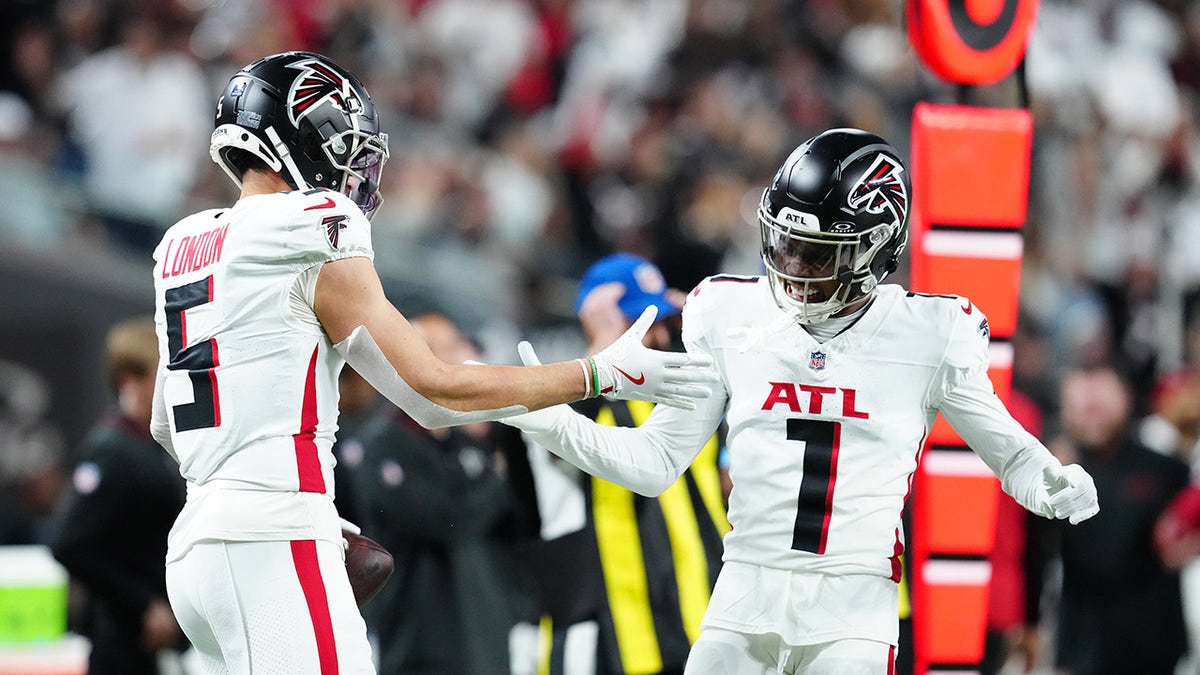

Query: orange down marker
[{"left": 908, "top": 102, "right": 1032, "bottom": 674}]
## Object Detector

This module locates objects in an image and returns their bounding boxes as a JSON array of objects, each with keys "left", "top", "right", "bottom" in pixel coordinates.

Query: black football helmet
[
  {"left": 210, "top": 51, "right": 389, "bottom": 218},
  {"left": 758, "top": 128, "right": 910, "bottom": 324}
]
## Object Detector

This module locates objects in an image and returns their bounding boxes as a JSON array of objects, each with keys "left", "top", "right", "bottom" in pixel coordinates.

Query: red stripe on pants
[{"left": 291, "top": 540, "right": 338, "bottom": 674}]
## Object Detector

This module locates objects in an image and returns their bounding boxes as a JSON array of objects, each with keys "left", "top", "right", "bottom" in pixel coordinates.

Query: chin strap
[{"left": 265, "top": 126, "right": 311, "bottom": 191}]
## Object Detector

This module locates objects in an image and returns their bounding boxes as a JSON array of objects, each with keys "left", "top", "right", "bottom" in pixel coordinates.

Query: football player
[
  {"left": 504, "top": 128, "right": 1100, "bottom": 674},
  {"left": 151, "top": 52, "right": 718, "bottom": 674}
]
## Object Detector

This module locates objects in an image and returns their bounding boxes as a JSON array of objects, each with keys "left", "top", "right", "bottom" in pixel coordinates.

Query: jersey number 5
[
  {"left": 789, "top": 418, "right": 841, "bottom": 554},
  {"left": 164, "top": 276, "right": 221, "bottom": 431}
]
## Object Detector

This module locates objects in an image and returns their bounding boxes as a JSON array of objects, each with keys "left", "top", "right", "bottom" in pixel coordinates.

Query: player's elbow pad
[
  {"left": 333, "top": 325, "right": 528, "bottom": 429},
  {"left": 627, "top": 472, "right": 676, "bottom": 498}
]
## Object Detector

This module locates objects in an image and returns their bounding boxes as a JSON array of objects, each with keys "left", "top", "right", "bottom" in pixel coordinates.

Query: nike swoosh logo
[
  {"left": 960, "top": 300, "right": 973, "bottom": 315},
  {"left": 613, "top": 366, "right": 646, "bottom": 385},
  {"left": 304, "top": 196, "right": 336, "bottom": 211}
]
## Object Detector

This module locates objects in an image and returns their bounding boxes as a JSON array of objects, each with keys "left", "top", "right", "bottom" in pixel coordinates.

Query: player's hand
[
  {"left": 589, "top": 306, "right": 718, "bottom": 409},
  {"left": 555, "top": 305, "right": 718, "bottom": 409},
  {"left": 1042, "top": 463, "right": 1099, "bottom": 524}
]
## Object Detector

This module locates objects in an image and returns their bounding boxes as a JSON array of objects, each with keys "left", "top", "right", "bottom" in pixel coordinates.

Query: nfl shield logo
[{"left": 809, "top": 351, "right": 827, "bottom": 371}]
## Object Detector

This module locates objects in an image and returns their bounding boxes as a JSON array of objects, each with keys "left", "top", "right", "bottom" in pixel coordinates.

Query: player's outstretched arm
[
  {"left": 313, "top": 257, "right": 718, "bottom": 428},
  {"left": 501, "top": 342, "right": 727, "bottom": 496},
  {"left": 940, "top": 370, "right": 1099, "bottom": 524}
]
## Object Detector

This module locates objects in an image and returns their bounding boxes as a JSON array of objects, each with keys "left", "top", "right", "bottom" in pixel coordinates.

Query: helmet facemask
[
  {"left": 323, "top": 129, "right": 389, "bottom": 218},
  {"left": 759, "top": 199, "right": 898, "bottom": 324}
]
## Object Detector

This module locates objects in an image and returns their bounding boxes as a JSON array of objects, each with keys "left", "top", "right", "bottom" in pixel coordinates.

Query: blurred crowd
[
  {"left": 4, "top": 0, "right": 1200, "bottom": 379},
  {"left": 7, "top": 0, "right": 1200, "bottom": 673}
]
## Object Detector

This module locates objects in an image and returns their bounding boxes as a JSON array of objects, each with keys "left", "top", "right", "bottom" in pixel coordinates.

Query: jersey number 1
[
  {"left": 165, "top": 276, "right": 221, "bottom": 431},
  {"left": 789, "top": 418, "right": 841, "bottom": 554}
]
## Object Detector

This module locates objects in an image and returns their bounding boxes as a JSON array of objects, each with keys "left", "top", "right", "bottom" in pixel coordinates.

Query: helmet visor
[
  {"left": 346, "top": 147, "right": 385, "bottom": 216},
  {"left": 760, "top": 220, "right": 858, "bottom": 284}
]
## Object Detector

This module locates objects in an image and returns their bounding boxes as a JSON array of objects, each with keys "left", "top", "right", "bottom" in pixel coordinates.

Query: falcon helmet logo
[
  {"left": 323, "top": 215, "right": 348, "bottom": 249},
  {"left": 286, "top": 58, "right": 363, "bottom": 127},
  {"left": 847, "top": 154, "right": 908, "bottom": 223}
]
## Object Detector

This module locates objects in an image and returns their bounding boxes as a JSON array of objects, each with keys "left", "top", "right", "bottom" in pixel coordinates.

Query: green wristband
[{"left": 586, "top": 356, "right": 601, "bottom": 398}]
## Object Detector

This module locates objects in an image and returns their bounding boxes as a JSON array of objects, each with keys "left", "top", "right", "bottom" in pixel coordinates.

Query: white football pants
[
  {"left": 166, "top": 539, "right": 374, "bottom": 674},
  {"left": 684, "top": 628, "right": 895, "bottom": 675}
]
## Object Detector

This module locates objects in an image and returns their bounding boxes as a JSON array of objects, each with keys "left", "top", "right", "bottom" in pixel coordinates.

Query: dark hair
[{"left": 224, "top": 147, "right": 272, "bottom": 179}]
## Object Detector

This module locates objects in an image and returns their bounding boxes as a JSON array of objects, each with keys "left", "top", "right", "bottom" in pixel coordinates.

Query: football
[{"left": 344, "top": 530, "right": 394, "bottom": 606}]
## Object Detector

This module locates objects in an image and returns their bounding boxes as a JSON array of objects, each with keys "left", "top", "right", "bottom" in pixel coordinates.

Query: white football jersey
[
  {"left": 682, "top": 276, "right": 997, "bottom": 579},
  {"left": 151, "top": 189, "right": 372, "bottom": 559}
]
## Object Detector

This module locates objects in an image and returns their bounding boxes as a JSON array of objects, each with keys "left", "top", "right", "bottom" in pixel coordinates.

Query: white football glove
[
  {"left": 1042, "top": 463, "right": 1099, "bottom": 525},
  {"left": 521, "top": 306, "right": 720, "bottom": 410},
  {"left": 340, "top": 517, "right": 362, "bottom": 552}
]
